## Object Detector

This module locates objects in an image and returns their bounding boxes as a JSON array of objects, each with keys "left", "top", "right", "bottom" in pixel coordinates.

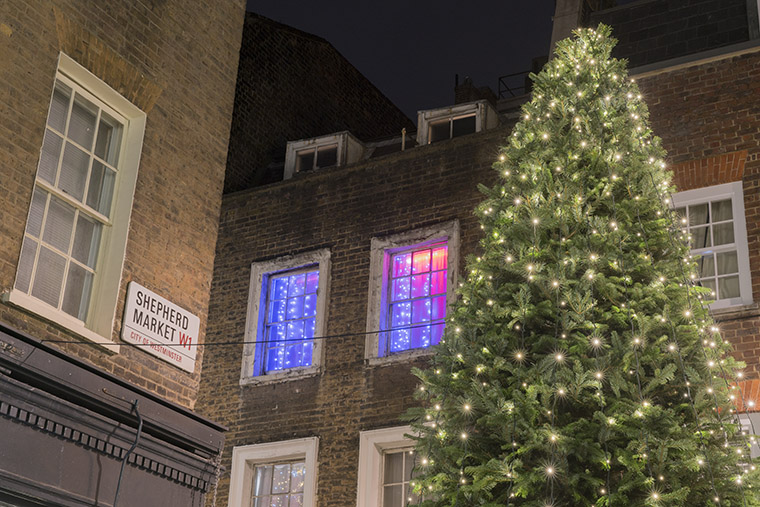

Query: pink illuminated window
[{"left": 384, "top": 242, "right": 447, "bottom": 355}]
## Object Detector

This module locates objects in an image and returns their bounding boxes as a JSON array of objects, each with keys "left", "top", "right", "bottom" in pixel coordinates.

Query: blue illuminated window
[
  {"left": 262, "top": 268, "right": 319, "bottom": 373},
  {"left": 383, "top": 242, "right": 447, "bottom": 355}
]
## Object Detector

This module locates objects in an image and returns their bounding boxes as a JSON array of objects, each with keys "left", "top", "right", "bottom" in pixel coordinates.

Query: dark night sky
[{"left": 245, "top": 1, "right": 557, "bottom": 120}]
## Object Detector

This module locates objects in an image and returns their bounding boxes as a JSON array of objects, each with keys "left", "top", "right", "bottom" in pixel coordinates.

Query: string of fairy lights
[{"left": 403, "top": 26, "right": 758, "bottom": 506}]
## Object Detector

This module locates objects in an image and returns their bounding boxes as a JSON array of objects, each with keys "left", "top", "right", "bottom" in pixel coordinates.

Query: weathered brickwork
[
  {"left": 197, "top": 126, "right": 511, "bottom": 505},
  {"left": 0, "top": 0, "right": 245, "bottom": 408},
  {"left": 224, "top": 13, "right": 415, "bottom": 192},
  {"left": 670, "top": 151, "right": 747, "bottom": 191},
  {"left": 636, "top": 49, "right": 760, "bottom": 377},
  {"left": 590, "top": 0, "right": 750, "bottom": 68}
]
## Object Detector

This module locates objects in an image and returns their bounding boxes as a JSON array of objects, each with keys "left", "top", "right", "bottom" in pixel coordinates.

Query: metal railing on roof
[{"left": 497, "top": 70, "right": 531, "bottom": 99}]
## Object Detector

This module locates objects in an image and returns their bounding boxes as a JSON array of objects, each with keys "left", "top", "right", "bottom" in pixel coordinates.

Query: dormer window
[
  {"left": 284, "top": 131, "right": 364, "bottom": 180},
  {"left": 428, "top": 114, "right": 476, "bottom": 143},
  {"left": 296, "top": 144, "right": 337, "bottom": 172},
  {"left": 416, "top": 100, "right": 498, "bottom": 145}
]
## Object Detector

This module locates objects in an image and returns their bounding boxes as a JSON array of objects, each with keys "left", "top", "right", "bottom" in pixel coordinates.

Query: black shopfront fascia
[{"left": 0, "top": 321, "right": 226, "bottom": 506}]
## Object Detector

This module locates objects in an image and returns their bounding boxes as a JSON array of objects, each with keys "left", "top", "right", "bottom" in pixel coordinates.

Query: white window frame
[
  {"left": 229, "top": 437, "right": 319, "bottom": 507},
  {"left": 738, "top": 412, "right": 760, "bottom": 459},
  {"left": 356, "top": 426, "right": 416, "bottom": 507},
  {"left": 283, "top": 131, "right": 365, "bottom": 180},
  {"left": 365, "top": 221, "right": 459, "bottom": 365},
  {"left": 416, "top": 100, "right": 498, "bottom": 145},
  {"left": 241, "top": 249, "right": 331, "bottom": 385},
  {"left": 671, "top": 182, "right": 752, "bottom": 310},
  {"left": 4, "top": 53, "right": 146, "bottom": 351}
]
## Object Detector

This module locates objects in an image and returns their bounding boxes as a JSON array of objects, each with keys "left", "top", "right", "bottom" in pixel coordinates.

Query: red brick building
[
  {"left": 195, "top": 1, "right": 760, "bottom": 506},
  {"left": 0, "top": 1, "right": 244, "bottom": 504}
]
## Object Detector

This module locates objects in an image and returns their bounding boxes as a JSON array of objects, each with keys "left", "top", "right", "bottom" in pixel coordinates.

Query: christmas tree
[{"left": 406, "top": 24, "right": 759, "bottom": 506}]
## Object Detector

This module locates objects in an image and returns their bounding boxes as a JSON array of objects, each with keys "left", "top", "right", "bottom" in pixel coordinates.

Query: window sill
[
  {"left": 710, "top": 300, "right": 758, "bottom": 319},
  {"left": 366, "top": 347, "right": 435, "bottom": 367},
  {"left": 2, "top": 289, "right": 120, "bottom": 353},
  {"left": 239, "top": 365, "right": 321, "bottom": 386}
]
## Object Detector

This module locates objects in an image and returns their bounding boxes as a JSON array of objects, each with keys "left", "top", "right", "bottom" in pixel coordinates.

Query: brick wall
[
  {"left": 198, "top": 42, "right": 760, "bottom": 506},
  {"left": 224, "top": 13, "right": 415, "bottom": 192},
  {"left": 0, "top": 0, "right": 245, "bottom": 408},
  {"left": 636, "top": 50, "right": 760, "bottom": 372},
  {"left": 590, "top": 0, "right": 750, "bottom": 68},
  {"left": 197, "top": 126, "right": 510, "bottom": 505}
]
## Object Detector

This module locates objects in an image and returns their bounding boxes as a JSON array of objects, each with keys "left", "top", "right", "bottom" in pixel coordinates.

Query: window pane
[
  {"left": 432, "top": 295, "right": 446, "bottom": 320},
  {"left": 68, "top": 93, "right": 97, "bottom": 149},
  {"left": 384, "top": 452, "right": 404, "bottom": 484},
  {"left": 272, "top": 277, "right": 289, "bottom": 300},
  {"left": 719, "top": 276, "right": 740, "bottom": 299},
  {"left": 383, "top": 485, "right": 402, "bottom": 507},
  {"left": 288, "top": 273, "right": 306, "bottom": 297},
  {"left": 269, "top": 299, "right": 286, "bottom": 323},
  {"left": 62, "top": 262, "right": 93, "bottom": 321},
  {"left": 15, "top": 238, "right": 38, "bottom": 293},
  {"left": 410, "top": 274, "right": 430, "bottom": 298},
  {"left": 431, "top": 323, "right": 444, "bottom": 345},
  {"left": 305, "top": 271, "right": 319, "bottom": 293},
  {"left": 712, "top": 199, "right": 733, "bottom": 222},
  {"left": 289, "top": 495, "right": 303, "bottom": 507},
  {"left": 38, "top": 130, "right": 63, "bottom": 184},
  {"left": 59, "top": 142, "right": 90, "bottom": 201},
  {"left": 86, "top": 160, "right": 115, "bottom": 217},
  {"left": 716, "top": 251, "right": 738, "bottom": 275},
  {"left": 411, "top": 324, "right": 431, "bottom": 349},
  {"left": 412, "top": 249, "right": 431, "bottom": 274},
  {"left": 392, "top": 277, "right": 410, "bottom": 301},
  {"left": 698, "top": 255, "right": 715, "bottom": 278},
  {"left": 316, "top": 145, "right": 337, "bottom": 168},
  {"left": 42, "top": 196, "right": 75, "bottom": 253},
  {"left": 391, "top": 302, "right": 411, "bottom": 327},
  {"left": 303, "top": 294, "right": 317, "bottom": 317},
  {"left": 411, "top": 299, "right": 431, "bottom": 323},
  {"left": 272, "top": 464, "right": 292, "bottom": 494},
  {"left": 254, "top": 465, "right": 273, "bottom": 497},
  {"left": 428, "top": 120, "right": 449, "bottom": 143},
  {"left": 291, "top": 463, "right": 305, "bottom": 493},
  {"left": 404, "top": 451, "right": 416, "bottom": 480},
  {"left": 390, "top": 329, "right": 410, "bottom": 352},
  {"left": 48, "top": 84, "right": 71, "bottom": 133},
  {"left": 287, "top": 296, "right": 304, "bottom": 319},
  {"left": 701, "top": 279, "right": 717, "bottom": 297},
  {"left": 712, "top": 223, "right": 734, "bottom": 246},
  {"left": 94, "top": 111, "right": 122, "bottom": 166},
  {"left": 287, "top": 320, "right": 305, "bottom": 341},
  {"left": 296, "top": 150, "right": 315, "bottom": 172},
  {"left": 690, "top": 226, "right": 710, "bottom": 249},
  {"left": 302, "top": 338, "right": 313, "bottom": 365},
  {"left": 72, "top": 214, "right": 102, "bottom": 268},
  {"left": 392, "top": 253, "right": 412, "bottom": 277},
  {"left": 304, "top": 318, "right": 315, "bottom": 339},
  {"left": 431, "top": 271, "right": 446, "bottom": 295},
  {"left": 26, "top": 187, "right": 47, "bottom": 238},
  {"left": 31, "top": 246, "right": 66, "bottom": 307},
  {"left": 689, "top": 203, "right": 709, "bottom": 226},
  {"left": 431, "top": 245, "right": 448, "bottom": 270},
  {"left": 284, "top": 344, "right": 303, "bottom": 370},
  {"left": 452, "top": 115, "right": 476, "bottom": 138}
]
